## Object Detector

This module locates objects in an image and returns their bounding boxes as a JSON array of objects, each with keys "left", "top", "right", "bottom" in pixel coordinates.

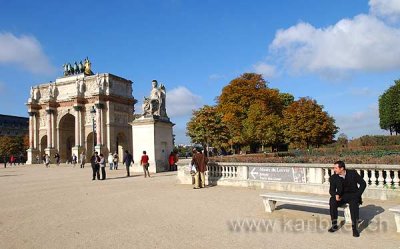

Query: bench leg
[
  {"left": 394, "top": 213, "right": 400, "bottom": 233},
  {"left": 343, "top": 205, "right": 352, "bottom": 224},
  {"left": 263, "top": 199, "right": 276, "bottom": 213}
]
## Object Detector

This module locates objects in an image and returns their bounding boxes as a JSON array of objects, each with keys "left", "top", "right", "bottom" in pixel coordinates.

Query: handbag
[{"left": 191, "top": 164, "right": 197, "bottom": 173}]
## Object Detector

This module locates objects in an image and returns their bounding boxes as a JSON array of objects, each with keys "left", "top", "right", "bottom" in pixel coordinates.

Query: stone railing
[{"left": 177, "top": 159, "right": 400, "bottom": 200}]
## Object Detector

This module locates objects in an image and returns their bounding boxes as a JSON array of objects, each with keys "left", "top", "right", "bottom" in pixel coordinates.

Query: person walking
[
  {"left": 10, "top": 155, "right": 15, "bottom": 166},
  {"left": 123, "top": 150, "right": 133, "bottom": 177},
  {"left": 140, "top": 151, "right": 150, "bottom": 178},
  {"left": 168, "top": 152, "right": 175, "bottom": 171},
  {"left": 108, "top": 153, "right": 114, "bottom": 170},
  {"left": 328, "top": 160, "right": 366, "bottom": 237},
  {"left": 72, "top": 154, "right": 77, "bottom": 167},
  {"left": 100, "top": 154, "right": 106, "bottom": 180},
  {"left": 45, "top": 154, "right": 50, "bottom": 168},
  {"left": 191, "top": 148, "right": 208, "bottom": 189},
  {"left": 54, "top": 153, "right": 60, "bottom": 166},
  {"left": 113, "top": 152, "right": 119, "bottom": 170},
  {"left": 90, "top": 152, "right": 100, "bottom": 180},
  {"left": 3, "top": 155, "right": 7, "bottom": 168},
  {"left": 80, "top": 152, "right": 86, "bottom": 168}
]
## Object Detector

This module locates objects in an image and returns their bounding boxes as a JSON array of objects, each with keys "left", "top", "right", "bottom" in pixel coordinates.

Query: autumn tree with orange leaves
[{"left": 283, "top": 97, "right": 338, "bottom": 148}]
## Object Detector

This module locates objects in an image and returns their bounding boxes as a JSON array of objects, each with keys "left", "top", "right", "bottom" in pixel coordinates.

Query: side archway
[
  {"left": 40, "top": 135, "right": 47, "bottom": 158},
  {"left": 116, "top": 132, "right": 128, "bottom": 162},
  {"left": 86, "top": 132, "right": 95, "bottom": 157}
]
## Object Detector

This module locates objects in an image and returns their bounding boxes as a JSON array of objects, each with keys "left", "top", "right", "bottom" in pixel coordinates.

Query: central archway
[{"left": 58, "top": 114, "right": 75, "bottom": 162}]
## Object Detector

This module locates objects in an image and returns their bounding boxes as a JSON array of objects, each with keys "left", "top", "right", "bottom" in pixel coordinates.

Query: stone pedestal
[
  {"left": 131, "top": 116, "right": 174, "bottom": 173},
  {"left": 26, "top": 148, "right": 40, "bottom": 164}
]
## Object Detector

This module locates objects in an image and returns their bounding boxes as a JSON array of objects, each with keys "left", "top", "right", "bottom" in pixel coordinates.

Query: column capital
[
  {"left": 95, "top": 102, "right": 105, "bottom": 109},
  {"left": 73, "top": 105, "right": 83, "bottom": 111},
  {"left": 28, "top": 111, "right": 37, "bottom": 117},
  {"left": 45, "top": 109, "right": 54, "bottom": 114}
]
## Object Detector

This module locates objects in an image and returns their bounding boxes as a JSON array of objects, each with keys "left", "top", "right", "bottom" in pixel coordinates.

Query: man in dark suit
[
  {"left": 328, "top": 160, "right": 366, "bottom": 237},
  {"left": 90, "top": 151, "right": 100, "bottom": 180},
  {"left": 123, "top": 150, "right": 133, "bottom": 177}
]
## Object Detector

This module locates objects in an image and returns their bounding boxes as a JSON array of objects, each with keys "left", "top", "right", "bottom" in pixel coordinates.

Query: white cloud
[
  {"left": 253, "top": 62, "right": 277, "bottom": 78},
  {"left": 269, "top": 14, "right": 400, "bottom": 77},
  {"left": 334, "top": 104, "right": 387, "bottom": 139},
  {"left": 369, "top": 0, "right": 400, "bottom": 21},
  {"left": 166, "top": 86, "right": 203, "bottom": 117},
  {"left": 209, "top": 74, "right": 225, "bottom": 80},
  {"left": 0, "top": 32, "right": 56, "bottom": 75}
]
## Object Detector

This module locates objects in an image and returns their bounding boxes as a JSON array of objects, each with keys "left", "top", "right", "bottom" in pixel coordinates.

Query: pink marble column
[
  {"left": 74, "top": 107, "right": 81, "bottom": 147},
  {"left": 28, "top": 112, "right": 34, "bottom": 149},
  {"left": 96, "top": 107, "right": 102, "bottom": 145},
  {"left": 46, "top": 110, "right": 52, "bottom": 148},
  {"left": 33, "top": 113, "right": 37, "bottom": 149}
]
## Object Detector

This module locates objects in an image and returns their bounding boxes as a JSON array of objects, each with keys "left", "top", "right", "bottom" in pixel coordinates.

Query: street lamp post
[{"left": 90, "top": 106, "right": 96, "bottom": 153}]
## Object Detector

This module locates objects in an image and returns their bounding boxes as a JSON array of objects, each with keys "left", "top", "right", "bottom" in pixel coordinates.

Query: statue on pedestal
[
  {"left": 142, "top": 80, "right": 167, "bottom": 117},
  {"left": 48, "top": 83, "right": 57, "bottom": 100},
  {"left": 28, "top": 86, "right": 40, "bottom": 103},
  {"left": 84, "top": 57, "right": 93, "bottom": 75},
  {"left": 76, "top": 78, "right": 85, "bottom": 96},
  {"left": 62, "top": 58, "right": 92, "bottom": 76}
]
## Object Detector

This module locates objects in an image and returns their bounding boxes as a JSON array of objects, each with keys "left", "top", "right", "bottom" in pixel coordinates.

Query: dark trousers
[
  {"left": 101, "top": 167, "right": 106, "bottom": 180},
  {"left": 329, "top": 193, "right": 360, "bottom": 225},
  {"left": 126, "top": 165, "right": 130, "bottom": 176},
  {"left": 92, "top": 165, "right": 100, "bottom": 180}
]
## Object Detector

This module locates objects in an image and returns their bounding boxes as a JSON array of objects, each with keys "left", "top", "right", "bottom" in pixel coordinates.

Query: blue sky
[{"left": 1, "top": 0, "right": 400, "bottom": 144}]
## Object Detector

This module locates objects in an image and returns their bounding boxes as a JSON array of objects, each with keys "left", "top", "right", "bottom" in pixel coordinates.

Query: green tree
[
  {"left": 242, "top": 101, "right": 284, "bottom": 151},
  {"left": 283, "top": 97, "right": 338, "bottom": 148},
  {"left": 0, "top": 135, "right": 27, "bottom": 160},
  {"left": 336, "top": 133, "right": 348, "bottom": 147},
  {"left": 379, "top": 80, "right": 400, "bottom": 135},
  {"left": 278, "top": 92, "right": 295, "bottom": 107},
  {"left": 186, "top": 105, "right": 230, "bottom": 152}
]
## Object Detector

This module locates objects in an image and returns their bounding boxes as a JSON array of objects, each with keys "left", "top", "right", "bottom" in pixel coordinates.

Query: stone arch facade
[{"left": 26, "top": 73, "right": 136, "bottom": 164}]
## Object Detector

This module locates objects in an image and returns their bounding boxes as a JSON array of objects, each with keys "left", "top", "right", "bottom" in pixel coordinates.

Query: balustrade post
[
  {"left": 323, "top": 168, "right": 330, "bottom": 184},
  {"left": 393, "top": 170, "right": 400, "bottom": 187},
  {"left": 384, "top": 170, "right": 391, "bottom": 186},
  {"left": 377, "top": 170, "right": 385, "bottom": 187},
  {"left": 370, "top": 170, "right": 377, "bottom": 187},
  {"left": 363, "top": 170, "right": 369, "bottom": 186}
]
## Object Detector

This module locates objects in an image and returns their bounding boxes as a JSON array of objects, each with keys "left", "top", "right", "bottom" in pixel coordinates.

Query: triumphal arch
[{"left": 26, "top": 59, "right": 135, "bottom": 164}]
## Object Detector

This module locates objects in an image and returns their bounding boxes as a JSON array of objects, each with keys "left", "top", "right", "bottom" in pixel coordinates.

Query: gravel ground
[{"left": 0, "top": 164, "right": 399, "bottom": 249}]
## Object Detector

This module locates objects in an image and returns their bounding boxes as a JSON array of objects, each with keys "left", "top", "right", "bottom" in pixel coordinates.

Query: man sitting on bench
[{"left": 328, "top": 160, "right": 366, "bottom": 237}]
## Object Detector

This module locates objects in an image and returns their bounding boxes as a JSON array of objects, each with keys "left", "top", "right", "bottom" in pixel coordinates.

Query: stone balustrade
[{"left": 177, "top": 159, "right": 400, "bottom": 200}]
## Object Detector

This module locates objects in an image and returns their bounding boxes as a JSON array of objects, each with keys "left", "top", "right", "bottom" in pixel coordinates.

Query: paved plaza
[{"left": 0, "top": 165, "right": 399, "bottom": 249}]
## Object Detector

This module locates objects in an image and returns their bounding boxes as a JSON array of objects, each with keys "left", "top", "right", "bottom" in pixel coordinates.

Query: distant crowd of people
[{"left": 2, "top": 154, "right": 25, "bottom": 168}]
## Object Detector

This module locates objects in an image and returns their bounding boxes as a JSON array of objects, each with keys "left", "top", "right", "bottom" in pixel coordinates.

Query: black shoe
[
  {"left": 92, "top": 179, "right": 95, "bottom": 180},
  {"left": 328, "top": 226, "right": 339, "bottom": 233},
  {"left": 352, "top": 228, "right": 360, "bottom": 237}
]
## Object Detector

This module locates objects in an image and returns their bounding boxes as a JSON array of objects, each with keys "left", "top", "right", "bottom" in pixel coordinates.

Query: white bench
[
  {"left": 260, "top": 192, "right": 351, "bottom": 224},
  {"left": 389, "top": 205, "right": 400, "bottom": 233}
]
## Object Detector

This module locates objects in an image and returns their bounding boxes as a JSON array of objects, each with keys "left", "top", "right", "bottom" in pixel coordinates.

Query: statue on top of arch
[
  {"left": 142, "top": 80, "right": 167, "bottom": 118},
  {"left": 63, "top": 57, "right": 93, "bottom": 76}
]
